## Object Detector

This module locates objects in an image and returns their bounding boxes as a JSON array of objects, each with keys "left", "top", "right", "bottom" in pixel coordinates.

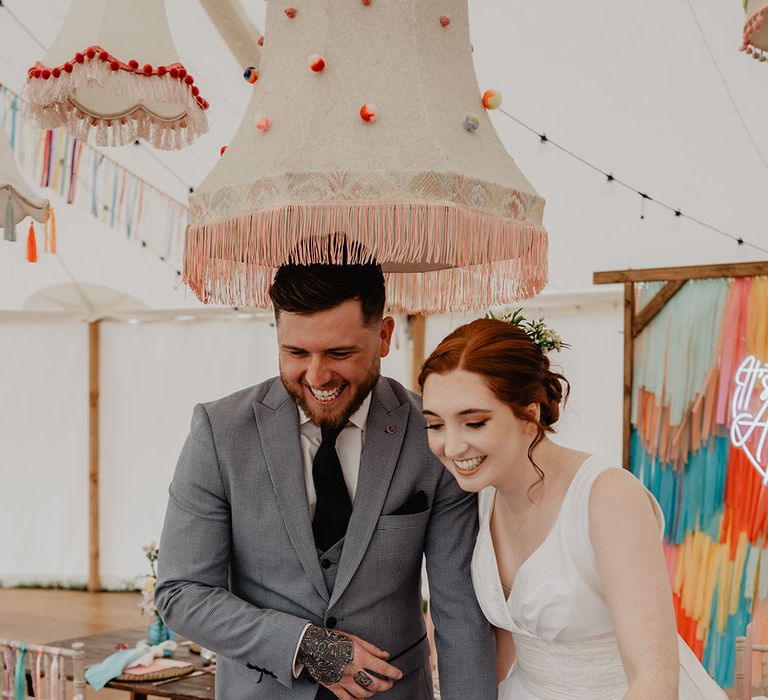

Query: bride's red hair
[{"left": 418, "top": 318, "right": 570, "bottom": 483}]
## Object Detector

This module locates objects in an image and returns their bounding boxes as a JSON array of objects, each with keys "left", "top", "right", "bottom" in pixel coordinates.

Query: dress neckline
[{"left": 487, "top": 455, "right": 594, "bottom": 606}]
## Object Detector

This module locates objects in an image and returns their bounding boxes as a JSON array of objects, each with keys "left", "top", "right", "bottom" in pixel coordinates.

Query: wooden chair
[
  {"left": 0, "top": 640, "right": 85, "bottom": 700},
  {"left": 735, "top": 623, "right": 768, "bottom": 700}
]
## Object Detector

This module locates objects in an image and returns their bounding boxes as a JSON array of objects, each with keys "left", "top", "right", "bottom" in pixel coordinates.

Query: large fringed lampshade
[
  {"left": 741, "top": 0, "right": 768, "bottom": 60},
  {"left": 185, "top": 0, "right": 548, "bottom": 314},
  {"left": 24, "top": 0, "right": 209, "bottom": 149},
  {"left": 0, "top": 130, "right": 49, "bottom": 242}
]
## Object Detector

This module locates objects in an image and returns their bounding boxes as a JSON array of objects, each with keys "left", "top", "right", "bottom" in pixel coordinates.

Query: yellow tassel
[
  {"left": 46, "top": 207, "right": 56, "bottom": 254},
  {"left": 27, "top": 222, "right": 38, "bottom": 263}
]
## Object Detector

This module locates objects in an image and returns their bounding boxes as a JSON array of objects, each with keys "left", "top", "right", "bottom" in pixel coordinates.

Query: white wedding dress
[{"left": 471, "top": 456, "right": 727, "bottom": 699}]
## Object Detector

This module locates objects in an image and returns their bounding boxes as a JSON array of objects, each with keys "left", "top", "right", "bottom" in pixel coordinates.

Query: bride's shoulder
[{"left": 588, "top": 467, "right": 661, "bottom": 536}]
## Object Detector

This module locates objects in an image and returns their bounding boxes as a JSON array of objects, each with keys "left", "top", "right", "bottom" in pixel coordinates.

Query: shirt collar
[{"left": 298, "top": 391, "right": 372, "bottom": 431}]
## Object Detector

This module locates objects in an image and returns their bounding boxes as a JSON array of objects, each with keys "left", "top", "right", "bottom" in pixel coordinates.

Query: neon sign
[{"left": 731, "top": 355, "right": 768, "bottom": 484}]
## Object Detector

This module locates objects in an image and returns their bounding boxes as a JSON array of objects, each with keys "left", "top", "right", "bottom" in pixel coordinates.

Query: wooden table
[{"left": 47, "top": 627, "right": 215, "bottom": 700}]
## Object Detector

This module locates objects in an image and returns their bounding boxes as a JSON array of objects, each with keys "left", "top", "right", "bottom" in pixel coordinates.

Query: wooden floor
[
  {"left": 0, "top": 589, "right": 152, "bottom": 699},
  {"left": 1, "top": 588, "right": 740, "bottom": 699}
]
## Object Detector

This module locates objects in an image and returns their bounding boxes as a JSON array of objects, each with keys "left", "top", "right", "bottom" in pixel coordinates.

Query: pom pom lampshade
[
  {"left": 24, "top": 0, "right": 209, "bottom": 149},
  {"left": 0, "top": 130, "right": 49, "bottom": 241},
  {"left": 741, "top": 0, "right": 768, "bottom": 60},
  {"left": 185, "top": 0, "right": 549, "bottom": 313}
]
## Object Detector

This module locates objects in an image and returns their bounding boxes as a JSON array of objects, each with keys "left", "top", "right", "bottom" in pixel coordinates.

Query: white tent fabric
[{"left": 0, "top": 0, "right": 766, "bottom": 585}]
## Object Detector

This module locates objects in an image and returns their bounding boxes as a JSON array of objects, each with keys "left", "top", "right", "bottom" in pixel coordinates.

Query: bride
[{"left": 419, "top": 317, "right": 726, "bottom": 699}]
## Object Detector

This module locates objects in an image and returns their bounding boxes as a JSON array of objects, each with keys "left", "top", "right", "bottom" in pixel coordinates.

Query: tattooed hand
[
  {"left": 298, "top": 626, "right": 353, "bottom": 685},
  {"left": 297, "top": 625, "right": 403, "bottom": 698}
]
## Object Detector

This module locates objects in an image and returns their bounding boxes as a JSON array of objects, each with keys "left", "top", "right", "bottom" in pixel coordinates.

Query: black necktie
[{"left": 311, "top": 426, "right": 352, "bottom": 552}]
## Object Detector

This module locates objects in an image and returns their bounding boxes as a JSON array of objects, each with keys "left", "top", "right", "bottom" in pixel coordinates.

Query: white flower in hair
[{"left": 486, "top": 309, "right": 569, "bottom": 353}]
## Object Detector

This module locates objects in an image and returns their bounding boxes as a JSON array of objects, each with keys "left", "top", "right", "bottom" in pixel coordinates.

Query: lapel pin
[{"left": 386, "top": 424, "right": 398, "bottom": 434}]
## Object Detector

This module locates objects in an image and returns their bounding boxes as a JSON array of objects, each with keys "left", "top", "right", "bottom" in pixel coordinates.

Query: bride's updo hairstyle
[{"left": 418, "top": 318, "right": 570, "bottom": 483}]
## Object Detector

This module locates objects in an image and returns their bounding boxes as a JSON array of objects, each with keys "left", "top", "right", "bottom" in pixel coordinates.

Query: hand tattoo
[
  {"left": 354, "top": 671, "right": 374, "bottom": 689},
  {"left": 298, "top": 625, "right": 354, "bottom": 686}
]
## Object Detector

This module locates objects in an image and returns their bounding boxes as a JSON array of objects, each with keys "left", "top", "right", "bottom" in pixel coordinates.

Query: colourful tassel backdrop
[{"left": 631, "top": 276, "right": 768, "bottom": 687}]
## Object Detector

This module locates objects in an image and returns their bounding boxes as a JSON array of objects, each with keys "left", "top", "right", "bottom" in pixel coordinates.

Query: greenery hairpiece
[{"left": 486, "top": 309, "right": 570, "bottom": 353}]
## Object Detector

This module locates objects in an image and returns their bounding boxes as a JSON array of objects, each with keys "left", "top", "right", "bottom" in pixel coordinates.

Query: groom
[{"left": 156, "top": 249, "right": 496, "bottom": 699}]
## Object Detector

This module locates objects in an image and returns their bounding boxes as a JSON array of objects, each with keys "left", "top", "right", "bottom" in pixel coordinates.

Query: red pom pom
[
  {"left": 143, "top": 64, "right": 153, "bottom": 75},
  {"left": 85, "top": 48, "right": 96, "bottom": 59},
  {"left": 169, "top": 67, "right": 179, "bottom": 78},
  {"left": 128, "top": 59, "right": 139, "bottom": 70},
  {"left": 203, "top": 99, "right": 209, "bottom": 109},
  {"left": 178, "top": 67, "right": 187, "bottom": 78},
  {"left": 184, "top": 74, "right": 194, "bottom": 84},
  {"left": 191, "top": 85, "right": 200, "bottom": 96},
  {"left": 157, "top": 66, "right": 167, "bottom": 76},
  {"left": 64, "top": 62, "right": 73, "bottom": 73},
  {"left": 285, "top": 7, "right": 297, "bottom": 18},
  {"left": 257, "top": 36, "right": 264, "bottom": 46},
  {"left": 98, "top": 50, "right": 109, "bottom": 61},
  {"left": 32, "top": 69, "right": 41, "bottom": 78},
  {"left": 110, "top": 61, "right": 120, "bottom": 71},
  {"left": 75, "top": 52, "right": 85, "bottom": 63},
  {"left": 439, "top": 15, "right": 451, "bottom": 27},
  {"left": 362, "top": 0, "right": 372, "bottom": 5},
  {"left": 41, "top": 69, "right": 51, "bottom": 79},
  {"left": 220, "top": 146, "right": 228, "bottom": 156},
  {"left": 52, "top": 67, "right": 61, "bottom": 78}
]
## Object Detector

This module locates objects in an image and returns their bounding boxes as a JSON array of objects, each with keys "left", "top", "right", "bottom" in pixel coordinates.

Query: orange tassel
[{"left": 27, "top": 222, "right": 38, "bottom": 263}]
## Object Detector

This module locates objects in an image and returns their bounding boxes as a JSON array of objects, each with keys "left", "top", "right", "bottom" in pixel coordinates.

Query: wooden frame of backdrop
[{"left": 593, "top": 261, "right": 768, "bottom": 470}]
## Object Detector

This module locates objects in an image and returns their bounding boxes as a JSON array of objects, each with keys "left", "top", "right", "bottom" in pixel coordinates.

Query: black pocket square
[{"left": 390, "top": 490, "right": 429, "bottom": 516}]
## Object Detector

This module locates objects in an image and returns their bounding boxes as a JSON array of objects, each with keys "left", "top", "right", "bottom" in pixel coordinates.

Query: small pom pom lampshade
[
  {"left": 23, "top": 0, "right": 209, "bottom": 149},
  {"left": 742, "top": 0, "right": 768, "bottom": 59},
  {"left": 185, "top": 0, "right": 549, "bottom": 313}
]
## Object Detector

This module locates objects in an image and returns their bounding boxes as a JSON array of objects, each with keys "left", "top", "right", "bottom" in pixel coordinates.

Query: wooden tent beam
[
  {"left": 622, "top": 284, "right": 634, "bottom": 469},
  {"left": 594, "top": 260, "right": 768, "bottom": 284},
  {"left": 88, "top": 321, "right": 101, "bottom": 592}
]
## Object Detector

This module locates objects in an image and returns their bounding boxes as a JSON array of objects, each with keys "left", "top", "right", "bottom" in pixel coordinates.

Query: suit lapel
[
  {"left": 329, "top": 378, "right": 409, "bottom": 609},
  {"left": 253, "top": 379, "right": 329, "bottom": 602}
]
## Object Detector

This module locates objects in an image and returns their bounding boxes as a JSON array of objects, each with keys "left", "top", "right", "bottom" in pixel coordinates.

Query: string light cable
[{"left": 497, "top": 107, "right": 768, "bottom": 256}]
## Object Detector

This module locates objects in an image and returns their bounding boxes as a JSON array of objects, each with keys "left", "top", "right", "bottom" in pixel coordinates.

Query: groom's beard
[{"left": 282, "top": 364, "right": 380, "bottom": 431}]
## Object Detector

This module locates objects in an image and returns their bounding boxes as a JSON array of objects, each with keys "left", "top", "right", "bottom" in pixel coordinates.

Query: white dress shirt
[{"left": 292, "top": 392, "right": 372, "bottom": 677}]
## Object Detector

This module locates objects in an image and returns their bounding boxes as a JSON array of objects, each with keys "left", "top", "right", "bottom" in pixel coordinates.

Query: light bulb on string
[
  {"left": 536, "top": 133, "right": 548, "bottom": 157},
  {"left": 603, "top": 173, "right": 615, "bottom": 196},
  {"left": 669, "top": 209, "right": 682, "bottom": 231},
  {"left": 638, "top": 193, "right": 651, "bottom": 221}
]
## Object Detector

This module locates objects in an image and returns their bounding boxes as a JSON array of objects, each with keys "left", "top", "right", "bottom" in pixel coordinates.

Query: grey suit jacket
[{"left": 156, "top": 376, "right": 496, "bottom": 699}]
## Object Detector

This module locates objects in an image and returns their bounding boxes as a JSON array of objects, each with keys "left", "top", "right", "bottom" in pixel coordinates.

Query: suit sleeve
[
  {"left": 424, "top": 465, "right": 497, "bottom": 699},
  {"left": 155, "top": 404, "right": 310, "bottom": 689}
]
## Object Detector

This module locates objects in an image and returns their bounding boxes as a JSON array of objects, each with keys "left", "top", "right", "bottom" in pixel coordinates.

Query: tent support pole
[
  {"left": 410, "top": 315, "right": 426, "bottom": 393},
  {"left": 88, "top": 320, "right": 101, "bottom": 592}
]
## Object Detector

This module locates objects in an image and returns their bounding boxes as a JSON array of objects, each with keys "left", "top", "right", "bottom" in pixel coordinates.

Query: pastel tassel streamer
[
  {"left": 13, "top": 643, "right": 26, "bottom": 700},
  {"left": 3, "top": 197, "right": 16, "bottom": 242},
  {"left": 50, "top": 654, "right": 60, "bottom": 699}
]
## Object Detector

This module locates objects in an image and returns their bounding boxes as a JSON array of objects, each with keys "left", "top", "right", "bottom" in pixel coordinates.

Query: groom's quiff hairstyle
[{"left": 268, "top": 236, "right": 386, "bottom": 326}]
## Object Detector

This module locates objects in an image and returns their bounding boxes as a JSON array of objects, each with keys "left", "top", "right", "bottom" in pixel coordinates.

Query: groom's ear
[{"left": 378, "top": 316, "right": 395, "bottom": 358}]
